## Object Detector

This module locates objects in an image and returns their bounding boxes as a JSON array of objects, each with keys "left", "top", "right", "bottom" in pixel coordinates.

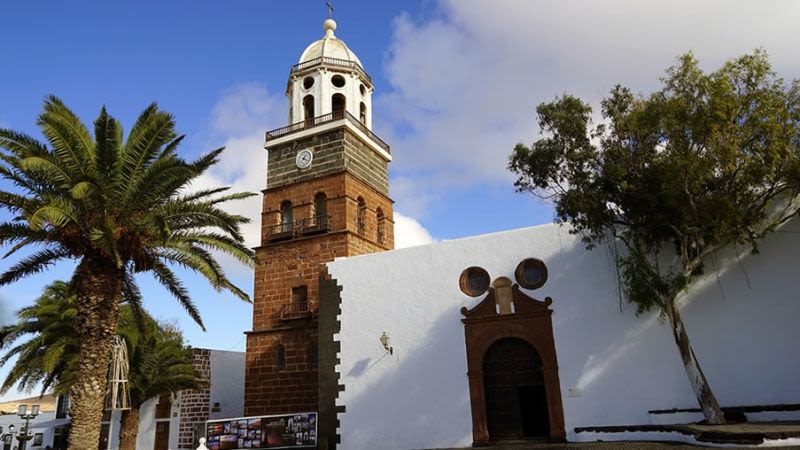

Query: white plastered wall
[
  {"left": 327, "top": 221, "right": 800, "bottom": 449},
  {"left": 209, "top": 350, "right": 245, "bottom": 420}
]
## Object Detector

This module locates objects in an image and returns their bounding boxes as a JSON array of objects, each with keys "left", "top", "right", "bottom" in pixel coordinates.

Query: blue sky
[{"left": 1, "top": 0, "right": 799, "bottom": 401}]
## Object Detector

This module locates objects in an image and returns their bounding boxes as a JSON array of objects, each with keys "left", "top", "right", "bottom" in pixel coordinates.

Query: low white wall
[
  {"left": 136, "top": 397, "right": 157, "bottom": 450},
  {"left": 327, "top": 221, "right": 800, "bottom": 449}
]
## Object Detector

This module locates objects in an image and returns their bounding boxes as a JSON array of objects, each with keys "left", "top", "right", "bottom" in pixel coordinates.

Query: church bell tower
[{"left": 245, "top": 17, "right": 394, "bottom": 417}]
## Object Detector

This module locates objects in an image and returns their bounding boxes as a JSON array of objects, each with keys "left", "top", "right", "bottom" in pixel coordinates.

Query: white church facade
[
  {"left": 247, "top": 14, "right": 800, "bottom": 450},
  {"left": 321, "top": 222, "right": 800, "bottom": 449}
]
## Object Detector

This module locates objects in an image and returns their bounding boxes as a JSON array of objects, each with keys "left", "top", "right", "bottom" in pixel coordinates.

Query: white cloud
[
  {"left": 393, "top": 212, "right": 436, "bottom": 249},
  {"left": 196, "top": 84, "right": 438, "bottom": 256},
  {"left": 377, "top": 0, "right": 800, "bottom": 215},
  {"left": 192, "top": 83, "right": 284, "bottom": 249},
  {"left": 211, "top": 83, "right": 284, "bottom": 137}
]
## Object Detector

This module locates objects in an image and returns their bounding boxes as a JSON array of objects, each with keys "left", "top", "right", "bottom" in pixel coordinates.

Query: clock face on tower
[{"left": 295, "top": 149, "right": 313, "bottom": 169}]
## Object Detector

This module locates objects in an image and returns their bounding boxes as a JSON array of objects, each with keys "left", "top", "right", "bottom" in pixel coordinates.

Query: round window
[
  {"left": 331, "top": 75, "right": 346, "bottom": 88},
  {"left": 514, "top": 258, "right": 548, "bottom": 290},
  {"left": 303, "top": 77, "right": 314, "bottom": 90},
  {"left": 459, "top": 266, "right": 490, "bottom": 297},
  {"left": 360, "top": 84, "right": 366, "bottom": 96}
]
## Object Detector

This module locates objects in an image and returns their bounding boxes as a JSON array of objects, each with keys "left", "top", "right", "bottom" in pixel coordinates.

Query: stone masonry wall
[
  {"left": 177, "top": 348, "right": 211, "bottom": 449},
  {"left": 246, "top": 131, "right": 393, "bottom": 417},
  {"left": 266, "top": 130, "right": 346, "bottom": 190},
  {"left": 266, "top": 127, "right": 389, "bottom": 196}
]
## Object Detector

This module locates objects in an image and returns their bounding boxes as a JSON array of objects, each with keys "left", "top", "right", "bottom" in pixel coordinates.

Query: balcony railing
[
  {"left": 265, "top": 110, "right": 390, "bottom": 154},
  {"left": 266, "top": 222, "right": 294, "bottom": 242},
  {"left": 267, "top": 215, "right": 332, "bottom": 242},
  {"left": 300, "top": 215, "right": 331, "bottom": 236},
  {"left": 291, "top": 56, "right": 372, "bottom": 85},
  {"left": 280, "top": 301, "right": 312, "bottom": 321}
]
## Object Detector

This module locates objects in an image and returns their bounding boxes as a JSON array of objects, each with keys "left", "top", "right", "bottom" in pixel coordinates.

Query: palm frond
[
  {"left": 173, "top": 231, "right": 255, "bottom": 266},
  {"left": 37, "top": 96, "right": 94, "bottom": 178},
  {"left": 0, "top": 248, "right": 71, "bottom": 286},
  {"left": 149, "top": 260, "right": 205, "bottom": 330},
  {"left": 121, "top": 104, "right": 177, "bottom": 193},
  {"left": 93, "top": 106, "right": 122, "bottom": 186},
  {"left": 0, "top": 128, "right": 49, "bottom": 159}
]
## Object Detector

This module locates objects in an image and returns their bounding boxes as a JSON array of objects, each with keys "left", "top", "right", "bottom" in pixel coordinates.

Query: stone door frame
[{"left": 461, "top": 285, "right": 566, "bottom": 444}]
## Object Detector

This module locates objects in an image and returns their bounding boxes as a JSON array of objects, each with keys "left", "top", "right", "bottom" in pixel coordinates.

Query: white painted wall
[
  {"left": 209, "top": 350, "right": 245, "bottom": 420},
  {"left": 0, "top": 412, "right": 68, "bottom": 449},
  {"left": 327, "top": 221, "right": 800, "bottom": 449},
  {"left": 135, "top": 397, "right": 157, "bottom": 450}
]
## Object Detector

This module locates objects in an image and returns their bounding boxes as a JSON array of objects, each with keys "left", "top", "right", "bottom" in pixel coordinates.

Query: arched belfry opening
[
  {"left": 460, "top": 260, "right": 566, "bottom": 444},
  {"left": 303, "top": 95, "right": 315, "bottom": 122},
  {"left": 483, "top": 338, "right": 550, "bottom": 440},
  {"left": 332, "top": 93, "right": 346, "bottom": 117}
]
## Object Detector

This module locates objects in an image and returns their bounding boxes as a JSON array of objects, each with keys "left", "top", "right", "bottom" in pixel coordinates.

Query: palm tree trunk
[
  {"left": 118, "top": 406, "right": 140, "bottom": 450},
  {"left": 68, "top": 258, "right": 123, "bottom": 450},
  {"left": 665, "top": 297, "right": 725, "bottom": 424}
]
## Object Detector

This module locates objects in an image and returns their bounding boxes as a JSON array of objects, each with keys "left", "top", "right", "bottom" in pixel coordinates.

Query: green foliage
[
  {"left": 510, "top": 50, "right": 800, "bottom": 312},
  {"left": 0, "top": 281, "right": 203, "bottom": 404},
  {"left": 0, "top": 97, "right": 256, "bottom": 330},
  {"left": 0, "top": 281, "right": 79, "bottom": 395}
]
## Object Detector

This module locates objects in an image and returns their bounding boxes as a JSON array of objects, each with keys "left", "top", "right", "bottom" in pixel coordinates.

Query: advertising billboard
[{"left": 206, "top": 412, "right": 317, "bottom": 449}]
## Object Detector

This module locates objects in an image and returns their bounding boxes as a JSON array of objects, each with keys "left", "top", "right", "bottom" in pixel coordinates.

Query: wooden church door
[{"left": 483, "top": 338, "right": 550, "bottom": 440}]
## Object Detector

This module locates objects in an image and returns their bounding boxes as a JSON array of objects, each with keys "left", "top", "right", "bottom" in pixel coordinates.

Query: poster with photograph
[{"left": 206, "top": 412, "right": 317, "bottom": 449}]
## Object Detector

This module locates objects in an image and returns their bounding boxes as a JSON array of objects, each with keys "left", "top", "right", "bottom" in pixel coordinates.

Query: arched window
[
  {"left": 276, "top": 343, "right": 286, "bottom": 369},
  {"left": 360, "top": 102, "right": 367, "bottom": 124},
  {"left": 376, "top": 207, "right": 386, "bottom": 245},
  {"left": 280, "top": 201, "right": 293, "bottom": 233},
  {"left": 356, "top": 197, "right": 366, "bottom": 236},
  {"left": 308, "top": 343, "right": 318, "bottom": 370},
  {"left": 314, "top": 193, "right": 328, "bottom": 227},
  {"left": 332, "top": 93, "right": 346, "bottom": 117},
  {"left": 303, "top": 95, "right": 315, "bottom": 122}
]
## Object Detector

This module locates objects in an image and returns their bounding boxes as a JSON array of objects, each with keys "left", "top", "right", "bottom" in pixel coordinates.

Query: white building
[
  {"left": 108, "top": 348, "right": 244, "bottom": 450},
  {"left": 321, "top": 221, "right": 800, "bottom": 449},
  {"left": 1, "top": 348, "right": 244, "bottom": 450}
]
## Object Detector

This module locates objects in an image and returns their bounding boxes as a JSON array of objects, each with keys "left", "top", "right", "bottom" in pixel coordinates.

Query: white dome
[{"left": 298, "top": 19, "right": 363, "bottom": 67}]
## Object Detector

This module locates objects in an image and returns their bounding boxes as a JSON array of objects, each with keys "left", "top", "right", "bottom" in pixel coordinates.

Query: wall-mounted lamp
[{"left": 379, "top": 331, "right": 393, "bottom": 355}]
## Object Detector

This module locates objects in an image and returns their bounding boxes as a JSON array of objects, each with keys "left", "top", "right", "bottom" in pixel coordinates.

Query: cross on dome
[{"left": 297, "top": 17, "right": 362, "bottom": 67}]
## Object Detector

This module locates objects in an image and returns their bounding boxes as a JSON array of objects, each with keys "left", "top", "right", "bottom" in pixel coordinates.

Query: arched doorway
[
  {"left": 483, "top": 338, "right": 550, "bottom": 440},
  {"left": 461, "top": 277, "right": 566, "bottom": 444}
]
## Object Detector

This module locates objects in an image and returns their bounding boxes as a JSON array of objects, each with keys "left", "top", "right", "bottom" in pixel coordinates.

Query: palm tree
[
  {"left": 0, "top": 281, "right": 80, "bottom": 397},
  {"left": 117, "top": 315, "right": 204, "bottom": 450},
  {"left": 0, "top": 282, "right": 205, "bottom": 450},
  {"left": 0, "top": 96, "right": 254, "bottom": 449}
]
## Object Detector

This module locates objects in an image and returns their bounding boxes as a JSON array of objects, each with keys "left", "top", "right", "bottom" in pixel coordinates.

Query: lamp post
[{"left": 14, "top": 404, "right": 40, "bottom": 450}]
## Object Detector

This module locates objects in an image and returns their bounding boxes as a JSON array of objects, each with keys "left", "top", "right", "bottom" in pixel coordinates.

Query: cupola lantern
[{"left": 287, "top": 19, "right": 374, "bottom": 129}]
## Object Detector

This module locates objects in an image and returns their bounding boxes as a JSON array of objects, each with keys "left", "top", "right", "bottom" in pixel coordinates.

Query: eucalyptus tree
[
  {"left": 0, "top": 97, "right": 254, "bottom": 448},
  {"left": 509, "top": 50, "right": 800, "bottom": 424}
]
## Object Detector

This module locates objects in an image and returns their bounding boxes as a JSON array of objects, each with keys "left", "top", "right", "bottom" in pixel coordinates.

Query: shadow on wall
[
  {"left": 541, "top": 239, "right": 687, "bottom": 429},
  {"left": 538, "top": 221, "right": 800, "bottom": 434},
  {"left": 339, "top": 310, "right": 473, "bottom": 450},
  {"left": 336, "top": 220, "right": 800, "bottom": 447}
]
